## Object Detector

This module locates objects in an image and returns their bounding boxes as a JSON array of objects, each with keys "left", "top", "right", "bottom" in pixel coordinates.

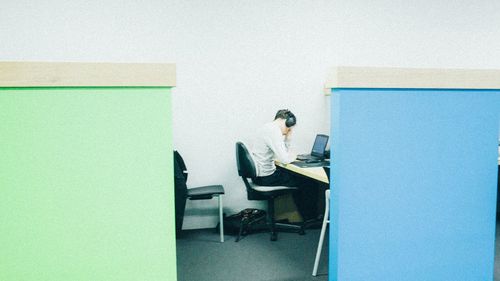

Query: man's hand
[{"left": 288, "top": 151, "right": 298, "bottom": 161}]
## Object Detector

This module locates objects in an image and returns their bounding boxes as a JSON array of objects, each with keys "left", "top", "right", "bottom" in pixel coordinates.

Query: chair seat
[
  {"left": 249, "top": 182, "right": 297, "bottom": 193},
  {"left": 187, "top": 185, "right": 225, "bottom": 200}
]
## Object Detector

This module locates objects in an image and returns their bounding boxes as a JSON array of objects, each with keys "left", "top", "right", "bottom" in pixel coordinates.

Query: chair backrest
[
  {"left": 174, "top": 150, "right": 188, "bottom": 181},
  {"left": 235, "top": 142, "right": 266, "bottom": 200},
  {"left": 173, "top": 150, "right": 188, "bottom": 235},
  {"left": 236, "top": 142, "right": 257, "bottom": 179}
]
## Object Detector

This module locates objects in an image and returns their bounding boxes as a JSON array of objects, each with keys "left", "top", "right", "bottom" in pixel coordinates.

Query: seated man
[{"left": 251, "top": 109, "right": 319, "bottom": 222}]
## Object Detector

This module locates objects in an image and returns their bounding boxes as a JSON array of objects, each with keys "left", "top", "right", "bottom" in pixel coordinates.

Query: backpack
[{"left": 216, "top": 208, "right": 267, "bottom": 242}]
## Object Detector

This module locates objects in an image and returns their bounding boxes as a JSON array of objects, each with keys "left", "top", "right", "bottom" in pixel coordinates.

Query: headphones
[{"left": 284, "top": 110, "right": 296, "bottom": 128}]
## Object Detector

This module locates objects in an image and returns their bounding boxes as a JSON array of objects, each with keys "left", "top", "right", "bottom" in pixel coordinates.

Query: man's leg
[
  {"left": 289, "top": 175, "right": 319, "bottom": 221},
  {"left": 254, "top": 169, "right": 319, "bottom": 221}
]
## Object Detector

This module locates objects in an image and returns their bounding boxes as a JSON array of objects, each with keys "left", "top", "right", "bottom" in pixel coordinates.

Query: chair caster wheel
[{"left": 270, "top": 233, "right": 277, "bottom": 241}]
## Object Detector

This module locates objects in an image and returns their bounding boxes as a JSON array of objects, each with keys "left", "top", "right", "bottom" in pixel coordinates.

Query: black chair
[
  {"left": 174, "top": 151, "right": 225, "bottom": 242},
  {"left": 235, "top": 142, "right": 304, "bottom": 241}
]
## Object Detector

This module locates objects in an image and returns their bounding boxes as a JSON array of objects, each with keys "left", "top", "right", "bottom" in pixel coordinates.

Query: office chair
[
  {"left": 173, "top": 150, "right": 225, "bottom": 242},
  {"left": 312, "top": 166, "right": 330, "bottom": 276},
  {"left": 235, "top": 141, "right": 304, "bottom": 241}
]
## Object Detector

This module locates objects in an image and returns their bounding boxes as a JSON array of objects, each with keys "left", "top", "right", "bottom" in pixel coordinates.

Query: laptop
[{"left": 297, "top": 134, "right": 329, "bottom": 161}]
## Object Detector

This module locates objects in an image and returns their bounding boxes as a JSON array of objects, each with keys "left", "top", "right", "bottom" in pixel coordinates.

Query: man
[{"left": 252, "top": 109, "right": 318, "bottom": 222}]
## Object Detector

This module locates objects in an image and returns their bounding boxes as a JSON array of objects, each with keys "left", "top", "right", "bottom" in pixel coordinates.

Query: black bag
[{"left": 217, "top": 208, "right": 267, "bottom": 242}]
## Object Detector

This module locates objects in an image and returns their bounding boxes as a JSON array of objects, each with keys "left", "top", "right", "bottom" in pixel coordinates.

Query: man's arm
[{"left": 266, "top": 130, "right": 296, "bottom": 164}]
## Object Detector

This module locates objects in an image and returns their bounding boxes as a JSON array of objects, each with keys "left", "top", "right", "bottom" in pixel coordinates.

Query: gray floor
[
  {"left": 176, "top": 228, "right": 328, "bottom": 281},
  {"left": 178, "top": 220, "right": 500, "bottom": 281}
]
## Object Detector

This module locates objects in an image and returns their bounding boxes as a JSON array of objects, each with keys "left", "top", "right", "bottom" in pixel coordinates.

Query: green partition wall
[{"left": 0, "top": 63, "right": 177, "bottom": 281}]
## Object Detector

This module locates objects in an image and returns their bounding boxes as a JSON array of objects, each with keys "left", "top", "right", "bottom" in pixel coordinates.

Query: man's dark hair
[
  {"left": 274, "top": 109, "right": 292, "bottom": 120},
  {"left": 274, "top": 109, "right": 296, "bottom": 127}
]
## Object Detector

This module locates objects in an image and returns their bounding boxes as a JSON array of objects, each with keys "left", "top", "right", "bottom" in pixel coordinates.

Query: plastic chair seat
[
  {"left": 174, "top": 150, "right": 225, "bottom": 242},
  {"left": 187, "top": 185, "right": 225, "bottom": 200},
  {"left": 248, "top": 182, "right": 298, "bottom": 193}
]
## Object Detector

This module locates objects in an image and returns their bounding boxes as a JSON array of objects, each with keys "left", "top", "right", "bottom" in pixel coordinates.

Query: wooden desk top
[
  {"left": 275, "top": 161, "right": 329, "bottom": 184},
  {"left": 278, "top": 157, "right": 499, "bottom": 184}
]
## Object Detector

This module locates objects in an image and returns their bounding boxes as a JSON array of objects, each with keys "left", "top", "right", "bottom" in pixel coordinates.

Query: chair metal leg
[
  {"left": 236, "top": 220, "right": 244, "bottom": 242},
  {"left": 268, "top": 198, "right": 277, "bottom": 241},
  {"left": 313, "top": 189, "right": 330, "bottom": 276},
  {"left": 218, "top": 195, "right": 224, "bottom": 243}
]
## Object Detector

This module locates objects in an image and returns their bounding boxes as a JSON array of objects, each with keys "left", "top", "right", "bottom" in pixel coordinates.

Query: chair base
[
  {"left": 303, "top": 217, "right": 325, "bottom": 230},
  {"left": 232, "top": 219, "right": 305, "bottom": 242},
  {"left": 251, "top": 220, "right": 305, "bottom": 241},
  {"left": 272, "top": 222, "right": 305, "bottom": 241},
  {"left": 275, "top": 222, "right": 305, "bottom": 233},
  {"left": 266, "top": 195, "right": 305, "bottom": 241}
]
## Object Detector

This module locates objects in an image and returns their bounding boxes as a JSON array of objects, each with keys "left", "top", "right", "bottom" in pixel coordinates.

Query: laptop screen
[{"left": 311, "top": 134, "right": 329, "bottom": 157}]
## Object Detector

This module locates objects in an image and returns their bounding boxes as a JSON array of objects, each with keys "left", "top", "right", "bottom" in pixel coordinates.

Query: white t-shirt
[{"left": 252, "top": 121, "right": 295, "bottom": 177}]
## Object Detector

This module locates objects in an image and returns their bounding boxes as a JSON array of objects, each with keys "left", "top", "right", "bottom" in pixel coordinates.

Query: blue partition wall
[{"left": 329, "top": 89, "right": 500, "bottom": 281}]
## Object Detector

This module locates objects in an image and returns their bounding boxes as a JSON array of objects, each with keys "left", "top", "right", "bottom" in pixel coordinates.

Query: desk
[
  {"left": 279, "top": 158, "right": 499, "bottom": 180},
  {"left": 272, "top": 160, "right": 329, "bottom": 223},
  {"left": 275, "top": 161, "right": 329, "bottom": 184}
]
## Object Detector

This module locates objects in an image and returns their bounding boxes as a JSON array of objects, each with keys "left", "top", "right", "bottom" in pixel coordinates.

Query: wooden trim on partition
[
  {"left": 325, "top": 66, "right": 500, "bottom": 90},
  {"left": 0, "top": 62, "right": 176, "bottom": 87}
]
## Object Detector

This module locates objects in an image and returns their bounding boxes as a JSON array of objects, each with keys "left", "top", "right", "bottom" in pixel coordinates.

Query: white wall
[{"left": 2, "top": 0, "right": 500, "bottom": 229}]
